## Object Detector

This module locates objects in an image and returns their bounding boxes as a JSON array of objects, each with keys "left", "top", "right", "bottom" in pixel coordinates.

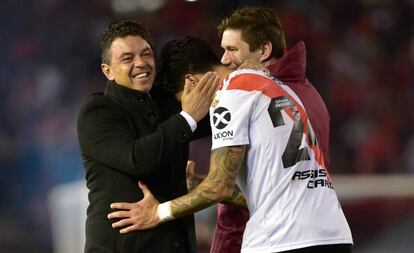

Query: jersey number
[{"left": 267, "top": 96, "right": 310, "bottom": 168}]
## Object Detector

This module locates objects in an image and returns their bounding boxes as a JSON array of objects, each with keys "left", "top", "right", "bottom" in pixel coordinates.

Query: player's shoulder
[
  {"left": 84, "top": 91, "right": 120, "bottom": 105},
  {"left": 225, "top": 69, "right": 275, "bottom": 92},
  {"left": 78, "top": 92, "right": 120, "bottom": 116},
  {"left": 223, "top": 70, "right": 289, "bottom": 101}
]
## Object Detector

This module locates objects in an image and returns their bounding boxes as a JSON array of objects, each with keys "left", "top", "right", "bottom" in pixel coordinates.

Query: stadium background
[{"left": 1, "top": 0, "right": 413, "bottom": 252}]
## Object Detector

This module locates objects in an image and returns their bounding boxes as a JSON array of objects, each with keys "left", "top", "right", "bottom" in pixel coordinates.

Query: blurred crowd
[{"left": 0, "top": 0, "right": 413, "bottom": 252}]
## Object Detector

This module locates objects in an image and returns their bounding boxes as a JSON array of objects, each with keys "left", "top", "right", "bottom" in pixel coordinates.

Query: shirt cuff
[{"left": 180, "top": 111, "right": 197, "bottom": 132}]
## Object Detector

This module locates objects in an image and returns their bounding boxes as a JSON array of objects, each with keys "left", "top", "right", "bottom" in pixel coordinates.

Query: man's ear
[
  {"left": 101, "top": 63, "right": 114, "bottom": 80},
  {"left": 185, "top": 74, "right": 198, "bottom": 87},
  {"left": 259, "top": 41, "right": 272, "bottom": 62}
]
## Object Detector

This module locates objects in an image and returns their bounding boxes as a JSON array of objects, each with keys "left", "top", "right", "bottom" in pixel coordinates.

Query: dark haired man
[
  {"left": 108, "top": 36, "right": 353, "bottom": 253},
  {"left": 77, "top": 20, "right": 218, "bottom": 252},
  {"left": 212, "top": 7, "right": 333, "bottom": 252}
]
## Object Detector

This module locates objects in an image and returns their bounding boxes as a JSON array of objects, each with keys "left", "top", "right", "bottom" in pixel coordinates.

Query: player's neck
[
  {"left": 212, "top": 65, "right": 232, "bottom": 83},
  {"left": 262, "top": 57, "right": 278, "bottom": 67}
]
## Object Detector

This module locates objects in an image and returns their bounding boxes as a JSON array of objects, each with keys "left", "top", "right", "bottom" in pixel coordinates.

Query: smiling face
[
  {"left": 101, "top": 35, "right": 155, "bottom": 93},
  {"left": 220, "top": 29, "right": 262, "bottom": 70}
]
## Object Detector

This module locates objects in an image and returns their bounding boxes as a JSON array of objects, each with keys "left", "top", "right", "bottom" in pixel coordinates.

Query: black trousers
[{"left": 278, "top": 244, "right": 352, "bottom": 253}]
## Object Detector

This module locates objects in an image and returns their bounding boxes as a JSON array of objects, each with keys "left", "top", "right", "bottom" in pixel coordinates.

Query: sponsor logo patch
[
  {"left": 213, "top": 130, "right": 234, "bottom": 141},
  {"left": 291, "top": 169, "right": 333, "bottom": 189},
  {"left": 212, "top": 107, "right": 231, "bottom": 129}
]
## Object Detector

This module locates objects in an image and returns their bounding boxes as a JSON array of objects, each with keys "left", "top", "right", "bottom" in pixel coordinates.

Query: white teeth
[{"left": 136, "top": 72, "right": 149, "bottom": 78}]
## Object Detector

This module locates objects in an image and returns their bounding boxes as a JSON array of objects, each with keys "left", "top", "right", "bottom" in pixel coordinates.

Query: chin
[
  {"left": 132, "top": 79, "right": 153, "bottom": 92},
  {"left": 136, "top": 83, "right": 153, "bottom": 93},
  {"left": 229, "top": 64, "right": 239, "bottom": 70}
]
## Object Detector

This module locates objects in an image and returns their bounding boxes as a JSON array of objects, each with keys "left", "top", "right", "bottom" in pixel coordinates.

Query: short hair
[
  {"left": 218, "top": 7, "right": 286, "bottom": 59},
  {"left": 157, "top": 36, "right": 220, "bottom": 95},
  {"left": 99, "top": 20, "right": 154, "bottom": 65}
]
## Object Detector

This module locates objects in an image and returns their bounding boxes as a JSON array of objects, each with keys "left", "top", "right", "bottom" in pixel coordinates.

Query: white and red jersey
[{"left": 210, "top": 69, "right": 352, "bottom": 253}]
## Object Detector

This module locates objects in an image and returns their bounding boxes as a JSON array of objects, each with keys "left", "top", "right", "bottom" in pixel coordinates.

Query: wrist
[
  {"left": 157, "top": 201, "right": 174, "bottom": 222},
  {"left": 180, "top": 111, "right": 197, "bottom": 131}
]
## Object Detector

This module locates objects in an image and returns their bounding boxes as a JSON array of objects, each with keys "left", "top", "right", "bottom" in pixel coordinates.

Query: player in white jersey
[
  {"left": 107, "top": 36, "right": 353, "bottom": 253},
  {"left": 211, "top": 69, "right": 352, "bottom": 252}
]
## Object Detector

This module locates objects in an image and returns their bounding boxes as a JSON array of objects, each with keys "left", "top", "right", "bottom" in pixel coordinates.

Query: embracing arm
[
  {"left": 171, "top": 145, "right": 247, "bottom": 218},
  {"left": 77, "top": 73, "right": 218, "bottom": 177},
  {"left": 108, "top": 145, "right": 247, "bottom": 232},
  {"left": 219, "top": 184, "right": 247, "bottom": 209},
  {"left": 77, "top": 96, "right": 193, "bottom": 177},
  {"left": 186, "top": 160, "right": 247, "bottom": 209}
]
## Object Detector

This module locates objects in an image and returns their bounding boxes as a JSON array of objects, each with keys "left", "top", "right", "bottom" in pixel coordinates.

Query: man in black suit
[{"left": 77, "top": 20, "right": 218, "bottom": 253}]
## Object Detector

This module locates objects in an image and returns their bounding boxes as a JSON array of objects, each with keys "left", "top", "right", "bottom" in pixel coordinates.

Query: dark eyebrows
[
  {"left": 118, "top": 46, "right": 153, "bottom": 60},
  {"left": 224, "top": 45, "right": 237, "bottom": 50},
  {"left": 142, "top": 46, "right": 153, "bottom": 54},
  {"left": 119, "top": 52, "right": 133, "bottom": 59}
]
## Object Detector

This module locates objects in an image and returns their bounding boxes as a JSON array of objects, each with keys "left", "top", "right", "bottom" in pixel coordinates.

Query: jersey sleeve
[{"left": 210, "top": 76, "right": 258, "bottom": 150}]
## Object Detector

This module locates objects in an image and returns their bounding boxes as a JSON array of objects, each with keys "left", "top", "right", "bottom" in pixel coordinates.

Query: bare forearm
[
  {"left": 187, "top": 172, "right": 247, "bottom": 209},
  {"left": 107, "top": 146, "right": 247, "bottom": 232},
  {"left": 170, "top": 180, "right": 221, "bottom": 217},
  {"left": 220, "top": 184, "right": 247, "bottom": 209},
  {"left": 170, "top": 146, "right": 246, "bottom": 218}
]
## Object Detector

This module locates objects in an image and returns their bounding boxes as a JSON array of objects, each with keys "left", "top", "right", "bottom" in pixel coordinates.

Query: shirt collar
[{"left": 104, "top": 80, "right": 151, "bottom": 105}]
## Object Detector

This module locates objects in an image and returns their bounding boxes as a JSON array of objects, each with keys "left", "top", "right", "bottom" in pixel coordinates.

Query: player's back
[{"left": 210, "top": 69, "right": 352, "bottom": 253}]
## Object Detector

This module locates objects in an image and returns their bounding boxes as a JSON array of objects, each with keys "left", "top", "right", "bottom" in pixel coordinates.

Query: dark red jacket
[{"left": 210, "top": 41, "right": 331, "bottom": 253}]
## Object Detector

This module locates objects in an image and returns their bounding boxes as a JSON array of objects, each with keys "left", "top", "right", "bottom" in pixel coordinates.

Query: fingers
[
  {"left": 120, "top": 225, "right": 139, "bottom": 234},
  {"left": 107, "top": 210, "right": 130, "bottom": 220},
  {"left": 196, "top": 72, "right": 213, "bottom": 91},
  {"left": 138, "top": 181, "right": 152, "bottom": 198},
  {"left": 111, "top": 218, "right": 140, "bottom": 234},
  {"left": 111, "top": 216, "right": 133, "bottom": 228},
  {"left": 186, "top": 160, "right": 195, "bottom": 177},
  {"left": 201, "top": 72, "right": 219, "bottom": 94},
  {"left": 182, "top": 77, "right": 192, "bottom": 95},
  {"left": 239, "top": 59, "right": 269, "bottom": 74},
  {"left": 208, "top": 75, "right": 220, "bottom": 101},
  {"left": 186, "top": 160, "right": 195, "bottom": 190},
  {"left": 239, "top": 59, "right": 257, "bottom": 70},
  {"left": 110, "top": 202, "right": 133, "bottom": 210}
]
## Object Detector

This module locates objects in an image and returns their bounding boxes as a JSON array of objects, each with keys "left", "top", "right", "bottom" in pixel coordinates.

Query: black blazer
[{"left": 77, "top": 81, "right": 204, "bottom": 253}]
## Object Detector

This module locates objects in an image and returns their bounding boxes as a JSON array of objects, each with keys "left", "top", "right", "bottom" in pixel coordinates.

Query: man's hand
[
  {"left": 186, "top": 160, "right": 205, "bottom": 191},
  {"left": 238, "top": 59, "right": 270, "bottom": 74},
  {"left": 181, "top": 72, "right": 219, "bottom": 122},
  {"left": 108, "top": 181, "right": 160, "bottom": 233}
]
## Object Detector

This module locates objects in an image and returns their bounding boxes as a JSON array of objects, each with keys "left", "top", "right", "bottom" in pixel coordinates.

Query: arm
[
  {"left": 77, "top": 73, "right": 218, "bottom": 177},
  {"left": 77, "top": 97, "right": 193, "bottom": 177},
  {"left": 108, "top": 145, "right": 247, "bottom": 233},
  {"left": 186, "top": 161, "right": 247, "bottom": 208},
  {"left": 220, "top": 184, "right": 247, "bottom": 209},
  {"left": 171, "top": 145, "right": 246, "bottom": 218},
  {"left": 108, "top": 73, "right": 255, "bottom": 232},
  {"left": 186, "top": 161, "right": 247, "bottom": 209}
]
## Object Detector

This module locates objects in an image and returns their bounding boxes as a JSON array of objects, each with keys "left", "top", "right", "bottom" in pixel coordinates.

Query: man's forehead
[
  {"left": 110, "top": 36, "right": 151, "bottom": 54},
  {"left": 222, "top": 29, "right": 242, "bottom": 40},
  {"left": 111, "top": 36, "right": 150, "bottom": 48},
  {"left": 221, "top": 29, "right": 248, "bottom": 47}
]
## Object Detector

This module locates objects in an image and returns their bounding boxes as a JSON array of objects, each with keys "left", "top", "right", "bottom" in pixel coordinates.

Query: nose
[
  {"left": 221, "top": 51, "right": 231, "bottom": 66},
  {"left": 133, "top": 55, "right": 146, "bottom": 67}
]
